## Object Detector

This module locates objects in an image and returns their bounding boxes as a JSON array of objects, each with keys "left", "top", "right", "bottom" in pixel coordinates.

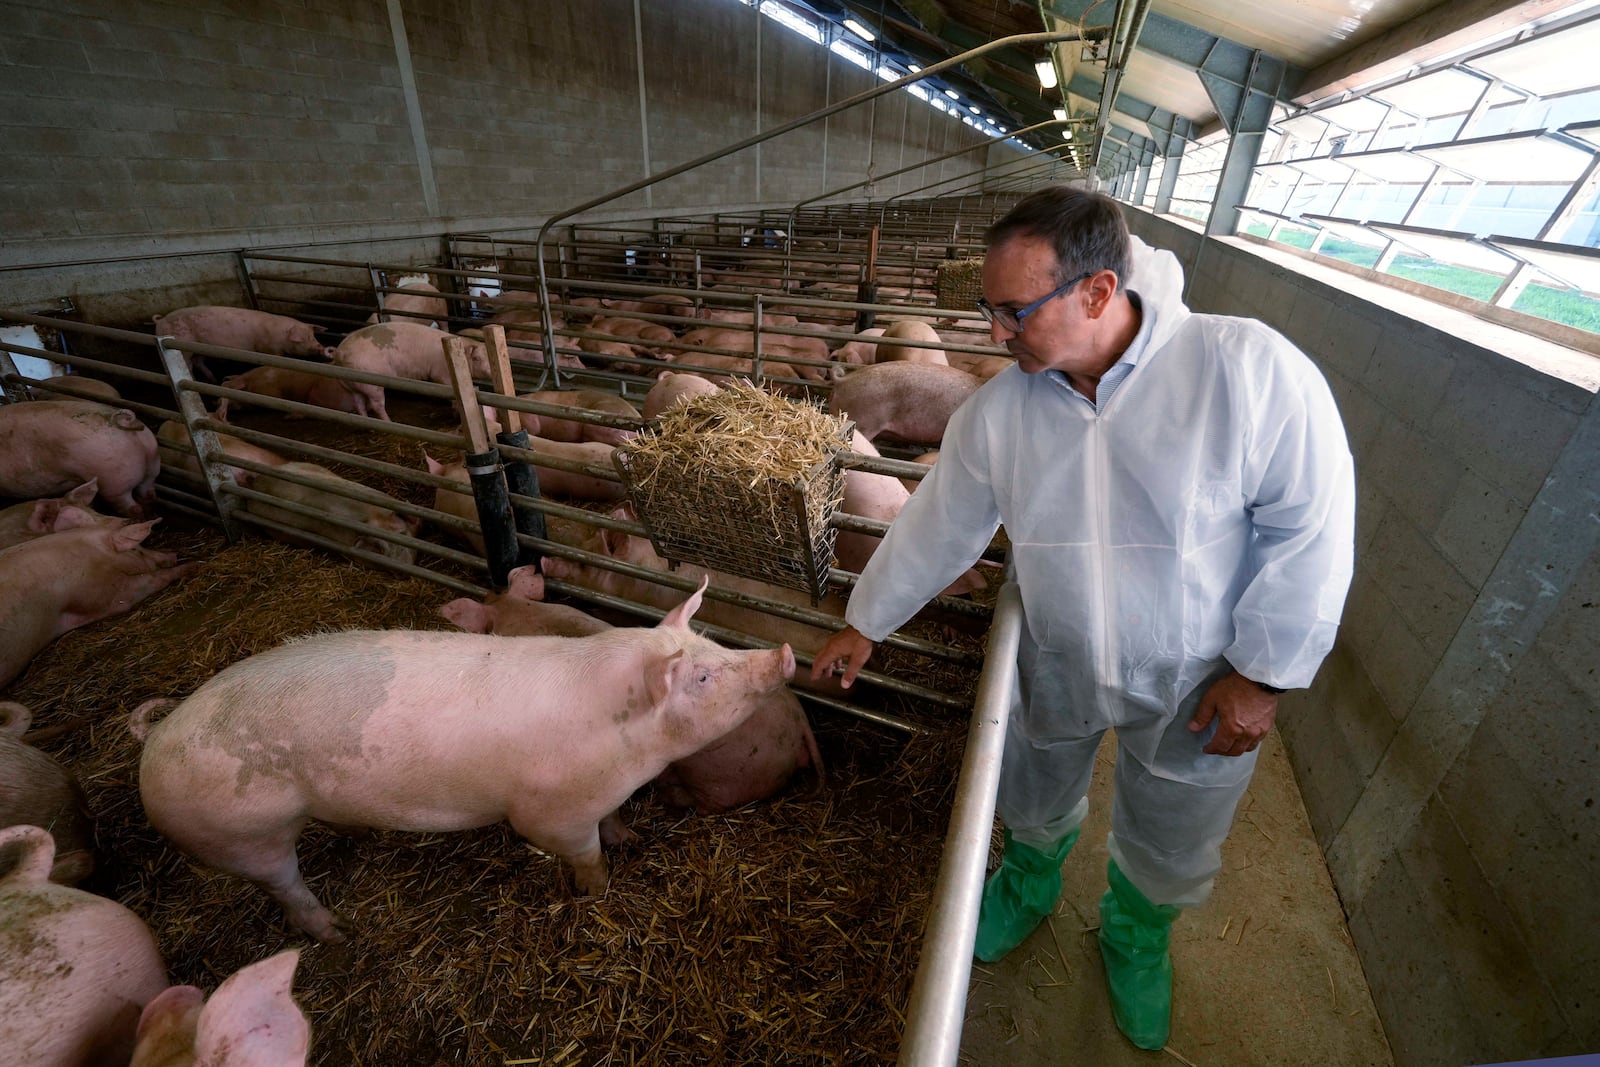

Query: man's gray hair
[{"left": 985, "top": 186, "right": 1131, "bottom": 292}]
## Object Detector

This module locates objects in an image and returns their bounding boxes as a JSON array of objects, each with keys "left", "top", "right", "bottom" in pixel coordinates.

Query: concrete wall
[
  {"left": 0, "top": 0, "right": 989, "bottom": 313},
  {"left": 1124, "top": 207, "right": 1600, "bottom": 1065}
]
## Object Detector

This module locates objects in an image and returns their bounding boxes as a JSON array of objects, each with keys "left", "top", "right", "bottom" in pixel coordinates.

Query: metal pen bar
[{"left": 897, "top": 581, "right": 1023, "bottom": 1067}]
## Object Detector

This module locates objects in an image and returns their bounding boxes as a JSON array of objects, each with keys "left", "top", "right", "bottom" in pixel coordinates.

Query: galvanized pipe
[{"left": 897, "top": 581, "right": 1023, "bottom": 1066}]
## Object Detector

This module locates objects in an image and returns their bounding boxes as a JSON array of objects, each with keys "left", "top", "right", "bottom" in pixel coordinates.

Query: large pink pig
[
  {"left": 330, "top": 322, "right": 492, "bottom": 422},
  {"left": 0, "top": 701, "right": 95, "bottom": 884},
  {"left": 441, "top": 567, "right": 823, "bottom": 815},
  {"left": 0, "top": 825, "right": 168, "bottom": 1066},
  {"left": 0, "top": 479, "right": 117, "bottom": 550},
  {"left": 156, "top": 420, "right": 290, "bottom": 489},
  {"left": 427, "top": 441, "right": 624, "bottom": 505},
  {"left": 0, "top": 400, "right": 161, "bottom": 517},
  {"left": 152, "top": 306, "right": 334, "bottom": 383},
  {"left": 873, "top": 320, "right": 947, "bottom": 365},
  {"left": 827, "top": 361, "right": 982, "bottom": 445},
  {"left": 0, "top": 520, "right": 196, "bottom": 690},
  {"left": 133, "top": 580, "right": 795, "bottom": 942}
]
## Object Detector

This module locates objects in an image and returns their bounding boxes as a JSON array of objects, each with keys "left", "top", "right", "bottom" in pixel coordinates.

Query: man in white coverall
[{"left": 811, "top": 186, "right": 1355, "bottom": 1050}]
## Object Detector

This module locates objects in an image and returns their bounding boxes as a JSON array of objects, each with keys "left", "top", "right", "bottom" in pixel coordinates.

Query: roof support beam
[{"left": 1295, "top": 0, "right": 1574, "bottom": 104}]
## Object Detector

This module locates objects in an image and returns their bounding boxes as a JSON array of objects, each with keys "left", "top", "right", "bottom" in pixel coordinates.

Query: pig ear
[
  {"left": 645, "top": 649, "right": 686, "bottom": 711},
  {"left": 440, "top": 599, "right": 492, "bottom": 633},
  {"left": 26, "top": 500, "right": 62, "bottom": 533},
  {"left": 193, "top": 949, "right": 310, "bottom": 1065},
  {"left": 133, "top": 985, "right": 205, "bottom": 1065},
  {"left": 421, "top": 450, "right": 443, "bottom": 475},
  {"left": 0, "top": 701, "right": 32, "bottom": 737},
  {"left": 113, "top": 519, "right": 160, "bottom": 550},
  {"left": 506, "top": 566, "right": 544, "bottom": 601},
  {"left": 51, "top": 506, "right": 101, "bottom": 534},
  {"left": 65, "top": 479, "right": 99, "bottom": 506},
  {"left": 658, "top": 576, "right": 709, "bottom": 630}
]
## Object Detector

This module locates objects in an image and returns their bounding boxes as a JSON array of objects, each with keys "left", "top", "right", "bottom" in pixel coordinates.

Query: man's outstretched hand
[{"left": 810, "top": 626, "right": 875, "bottom": 689}]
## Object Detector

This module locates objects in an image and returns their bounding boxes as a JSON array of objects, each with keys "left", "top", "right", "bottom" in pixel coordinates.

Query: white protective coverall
[{"left": 846, "top": 238, "right": 1356, "bottom": 907}]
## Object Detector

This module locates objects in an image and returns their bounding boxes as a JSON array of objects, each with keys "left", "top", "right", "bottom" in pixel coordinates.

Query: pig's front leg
[{"left": 512, "top": 815, "right": 609, "bottom": 897}]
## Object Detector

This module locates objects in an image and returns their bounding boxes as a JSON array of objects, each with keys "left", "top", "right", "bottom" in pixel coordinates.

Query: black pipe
[
  {"left": 495, "top": 428, "right": 546, "bottom": 571},
  {"left": 467, "top": 450, "right": 520, "bottom": 588},
  {"left": 854, "top": 280, "right": 878, "bottom": 333}
]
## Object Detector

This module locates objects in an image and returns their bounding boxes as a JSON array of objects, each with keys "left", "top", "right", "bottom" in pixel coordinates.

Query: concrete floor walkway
[{"left": 958, "top": 730, "right": 1393, "bottom": 1066}]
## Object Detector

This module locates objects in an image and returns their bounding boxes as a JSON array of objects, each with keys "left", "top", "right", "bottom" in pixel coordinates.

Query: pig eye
[{"left": 697, "top": 671, "right": 711, "bottom": 685}]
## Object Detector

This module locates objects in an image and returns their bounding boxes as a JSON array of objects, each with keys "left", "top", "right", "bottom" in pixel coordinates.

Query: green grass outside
[{"left": 1238, "top": 220, "right": 1600, "bottom": 334}]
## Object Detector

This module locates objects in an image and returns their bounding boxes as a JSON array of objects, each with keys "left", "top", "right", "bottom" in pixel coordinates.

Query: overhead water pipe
[
  {"left": 1090, "top": 0, "right": 1155, "bottom": 168},
  {"left": 530, "top": 31, "right": 1085, "bottom": 380}
]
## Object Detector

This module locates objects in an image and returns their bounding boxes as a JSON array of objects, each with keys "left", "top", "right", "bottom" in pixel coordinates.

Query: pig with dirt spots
[
  {"left": 0, "top": 825, "right": 308, "bottom": 1066},
  {"left": 0, "top": 825, "right": 169, "bottom": 1066},
  {"left": 0, "top": 479, "right": 116, "bottom": 550},
  {"left": 441, "top": 567, "right": 823, "bottom": 815},
  {"left": 0, "top": 520, "right": 196, "bottom": 691},
  {"left": 0, "top": 400, "right": 161, "bottom": 518},
  {"left": 214, "top": 365, "right": 364, "bottom": 421},
  {"left": 152, "top": 306, "right": 334, "bottom": 383},
  {"left": 0, "top": 702, "right": 95, "bottom": 884},
  {"left": 132, "top": 578, "right": 796, "bottom": 942},
  {"left": 330, "top": 322, "right": 491, "bottom": 422},
  {"left": 827, "top": 361, "right": 982, "bottom": 445}
]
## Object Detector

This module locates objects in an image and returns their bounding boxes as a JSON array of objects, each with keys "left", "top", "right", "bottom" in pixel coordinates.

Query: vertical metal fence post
[{"left": 154, "top": 335, "right": 244, "bottom": 542}]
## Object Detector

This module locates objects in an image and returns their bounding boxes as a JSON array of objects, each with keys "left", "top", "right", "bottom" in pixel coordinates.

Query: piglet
[
  {"left": 0, "top": 400, "right": 160, "bottom": 517},
  {"left": 0, "top": 520, "right": 196, "bottom": 691},
  {"left": 0, "top": 702, "right": 95, "bottom": 884},
  {"left": 0, "top": 479, "right": 116, "bottom": 550},
  {"left": 133, "top": 579, "right": 795, "bottom": 942},
  {"left": 0, "top": 825, "right": 168, "bottom": 1067},
  {"left": 445, "top": 567, "right": 823, "bottom": 817}
]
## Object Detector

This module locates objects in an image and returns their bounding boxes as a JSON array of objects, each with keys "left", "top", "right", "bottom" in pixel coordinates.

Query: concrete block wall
[
  {"left": 1125, "top": 207, "right": 1600, "bottom": 1064},
  {"left": 1, "top": 0, "right": 989, "bottom": 311}
]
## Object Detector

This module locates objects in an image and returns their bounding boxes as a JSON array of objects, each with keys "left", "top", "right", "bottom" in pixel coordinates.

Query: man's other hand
[{"left": 1189, "top": 671, "right": 1280, "bottom": 756}]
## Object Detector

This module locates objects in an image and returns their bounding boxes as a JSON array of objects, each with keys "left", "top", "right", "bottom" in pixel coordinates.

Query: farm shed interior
[{"left": 1, "top": 0, "right": 1597, "bottom": 1065}]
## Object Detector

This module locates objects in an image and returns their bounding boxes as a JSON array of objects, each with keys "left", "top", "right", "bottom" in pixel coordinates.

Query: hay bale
[
  {"left": 615, "top": 381, "right": 849, "bottom": 602},
  {"left": 935, "top": 259, "right": 986, "bottom": 312}
]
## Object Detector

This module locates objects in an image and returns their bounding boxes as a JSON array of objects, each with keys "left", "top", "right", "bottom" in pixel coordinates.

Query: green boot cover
[
  {"left": 973, "top": 827, "right": 1080, "bottom": 963},
  {"left": 1097, "top": 859, "right": 1181, "bottom": 1049}
]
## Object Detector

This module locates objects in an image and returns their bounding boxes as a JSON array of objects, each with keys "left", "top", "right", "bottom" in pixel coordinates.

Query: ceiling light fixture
[
  {"left": 842, "top": 18, "right": 875, "bottom": 42},
  {"left": 1035, "top": 58, "right": 1058, "bottom": 89},
  {"left": 1053, "top": 108, "right": 1067, "bottom": 121},
  {"left": 908, "top": 63, "right": 921, "bottom": 72},
  {"left": 944, "top": 88, "right": 959, "bottom": 99}
]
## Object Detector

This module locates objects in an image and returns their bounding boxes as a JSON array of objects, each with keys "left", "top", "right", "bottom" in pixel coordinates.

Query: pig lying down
[
  {"left": 133, "top": 579, "right": 795, "bottom": 942},
  {"left": 0, "top": 701, "right": 95, "bottom": 884},
  {"left": 0, "top": 400, "right": 161, "bottom": 518}
]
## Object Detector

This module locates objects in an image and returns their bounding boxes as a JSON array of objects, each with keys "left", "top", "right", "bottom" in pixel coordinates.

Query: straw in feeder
[{"left": 614, "top": 381, "right": 850, "bottom": 602}]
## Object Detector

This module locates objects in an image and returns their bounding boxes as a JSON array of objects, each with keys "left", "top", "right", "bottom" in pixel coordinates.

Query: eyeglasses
[{"left": 976, "top": 271, "right": 1094, "bottom": 333}]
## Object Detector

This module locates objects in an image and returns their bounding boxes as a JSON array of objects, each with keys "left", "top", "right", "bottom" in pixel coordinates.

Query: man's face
[{"left": 981, "top": 234, "right": 1108, "bottom": 377}]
